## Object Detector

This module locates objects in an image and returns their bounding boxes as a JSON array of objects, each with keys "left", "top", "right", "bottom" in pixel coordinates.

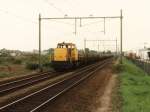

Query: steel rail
[
  {"left": 0, "top": 71, "right": 54, "bottom": 88},
  {"left": 0, "top": 58, "right": 111, "bottom": 112},
  {"left": 31, "top": 60, "right": 109, "bottom": 112},
  {"left": 0, "top": 72, "right": 59, "bottom": 96},
  {"left": 0, "top": 61, "right": 104, "bottom": 96}
]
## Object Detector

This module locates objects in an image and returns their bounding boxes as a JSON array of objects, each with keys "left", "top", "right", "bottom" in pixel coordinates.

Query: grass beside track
[{"left": 119, "top": 58, "right": 150, "bottom": 112}]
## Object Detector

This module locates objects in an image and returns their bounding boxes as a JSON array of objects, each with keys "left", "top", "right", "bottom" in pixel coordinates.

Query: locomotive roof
[{"left": 57, "top": 42, "right": 75, "bottom": 46}]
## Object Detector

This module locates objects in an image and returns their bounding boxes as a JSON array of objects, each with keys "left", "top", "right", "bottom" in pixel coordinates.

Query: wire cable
[
  {"left": 43, "top": 0, "right": 65, "bottom": 15},
  {"left": 0, "top": 9, "right": 38, "bottom": 24}
]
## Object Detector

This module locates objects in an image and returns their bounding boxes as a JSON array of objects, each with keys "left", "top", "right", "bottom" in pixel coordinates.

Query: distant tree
[
  {"left": 44, "top": 48, "right": 54, "bottom": 55},
  {"left": 85, "top": 48, "right": 90, "bottom": 54},
  {"left": 106, "top": 50, "right": 111, "bottom": 54},
  {"left": 0, "top": 48, "right": 10, "bottom": 57}
]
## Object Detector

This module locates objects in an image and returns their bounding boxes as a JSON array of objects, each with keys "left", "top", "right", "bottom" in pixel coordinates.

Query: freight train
[{"left": 51, "top": 42, "right": 112, "bottom": 71}]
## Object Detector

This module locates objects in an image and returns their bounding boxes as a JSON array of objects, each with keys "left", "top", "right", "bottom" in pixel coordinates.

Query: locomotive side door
[{"left": 67, "top": 45, "right": 72, "bottom": 63}]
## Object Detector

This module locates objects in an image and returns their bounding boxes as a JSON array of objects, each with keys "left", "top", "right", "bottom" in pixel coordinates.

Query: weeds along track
[
  {"left": 0, "top": 71, "right": 62, "bottom": 96},
  {"left": 0, "top": 58, "right": 112, "bottom": 112}
]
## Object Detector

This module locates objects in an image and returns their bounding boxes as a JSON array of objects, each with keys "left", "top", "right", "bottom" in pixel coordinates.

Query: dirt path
[
  {"left": 41, "top": 62, "right": 117, "bottom": 112},
  {"left": 95, "top": 74, "right": 117, "bottom": 112}
]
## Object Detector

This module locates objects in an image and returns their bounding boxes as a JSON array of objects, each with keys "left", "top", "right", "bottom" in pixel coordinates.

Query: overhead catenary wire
[
  {"left": 0, "top": 9, "right": 38, "bottom": 24},
  {"left": 0, "top": 8, "right": 73, "bottom": 34},
  {"left": 0, "top": 8, "right": 106, "bottom": 33},
  {"left": 0, "top": 1, "right": 71, "bottom": 25},
  {"left": 49, "top": 19, "right": 74, "bottom": 26},
  {"left": 0, "top": 8, "right": 114, "bottom": 35},
  {"left": 61, "top": 0, "right": 79, "bottom": 14},
  {"left": 43, "top": 0, "right": 65, "bottom": 15},
  {"left": 62, "top": 0, "right": 79, "bottom": 7}
]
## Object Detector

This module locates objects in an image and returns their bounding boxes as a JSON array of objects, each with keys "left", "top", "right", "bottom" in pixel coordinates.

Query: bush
[
  {"left": 26, "top": 62, "right": 39, "bottom": 70},
  {"left": 13, "top": 59, "right": 22, "bottom": 64},
  {"left": 113, "top": 63, "right": 124, "bottom": 73},
  {"left": 7, "top": 57, "right": 15, "bottom": 62},
  {"left": 0, "top": 58, "right": 3, "bottom": 64},
  {"left": 43, "top": 63, "right": 51, "bottom": 67}
]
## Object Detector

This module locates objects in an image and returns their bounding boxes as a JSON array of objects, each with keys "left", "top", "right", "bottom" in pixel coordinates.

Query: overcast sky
[{"left": 0, "top": 0, "right": 150, "bottom": 51}]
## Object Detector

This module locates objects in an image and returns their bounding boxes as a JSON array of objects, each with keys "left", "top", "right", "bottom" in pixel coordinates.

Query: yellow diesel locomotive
[{"left": 51, "top": 42, "right": 79, "bottom": 70}]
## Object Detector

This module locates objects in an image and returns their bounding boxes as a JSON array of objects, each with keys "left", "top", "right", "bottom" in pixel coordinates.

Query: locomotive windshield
[{"left": 57, "top": 42, "right": 76, "bottom": 48}]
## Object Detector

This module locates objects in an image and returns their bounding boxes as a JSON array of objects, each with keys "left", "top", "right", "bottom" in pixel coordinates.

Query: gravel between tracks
[
  {"left": 41, "top": 62, "right": 116, "bottom": 112},
  {"left": 0, "top": 71, "right": 39, "bottom": 84}
]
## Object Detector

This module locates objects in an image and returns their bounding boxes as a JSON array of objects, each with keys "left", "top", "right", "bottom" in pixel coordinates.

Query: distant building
[{"left": 138, "top": 48, "right": 150, "bottom": 60}]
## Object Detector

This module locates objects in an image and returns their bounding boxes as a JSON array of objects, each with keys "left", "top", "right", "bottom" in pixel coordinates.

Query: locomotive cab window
[{"left": 57, "top": 43, "right": 76, "bottom": 49}]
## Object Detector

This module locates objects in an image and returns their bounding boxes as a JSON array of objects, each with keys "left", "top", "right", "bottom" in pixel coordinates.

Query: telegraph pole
[
  {"left": 84, "top": 38, "right": 86, "bottom": 53},
  {"left": 80, "top": 18, "right": 82, "bottom": 27},
  {"left": 39, "top": 14, "right": 42, "bottom": 72},
  {"left": 120, "top": 9, "right": 123, "bottom": 63},
  {"left": 75, "top": 18, "right": 77, "bottom": 35},
  {"left": 104, "top": 18, "right": 106, "bottom": 34},
  {"left": 98, "top": 41, "right": 100, "bottom": 52},
  {"left": 116, "top": 38, "right": 117, "bottom": 56}
]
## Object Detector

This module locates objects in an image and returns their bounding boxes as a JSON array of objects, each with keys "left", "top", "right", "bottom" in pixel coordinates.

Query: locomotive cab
[{"left": 51, "top": 42, "right": 78, "bottom": 70}]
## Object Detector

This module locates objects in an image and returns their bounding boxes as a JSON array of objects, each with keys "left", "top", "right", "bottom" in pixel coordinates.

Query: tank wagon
[{"left": 51, "top": 42, "right": 112, "bottom": 71}]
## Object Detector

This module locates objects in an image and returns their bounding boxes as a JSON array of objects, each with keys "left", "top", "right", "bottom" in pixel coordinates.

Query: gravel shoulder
[{"left": 41, "top": 62, "right": 117, "bottom": 112}]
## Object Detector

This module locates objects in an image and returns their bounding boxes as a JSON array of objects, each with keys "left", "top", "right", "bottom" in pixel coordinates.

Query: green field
[
  {"left": 0, "top": 54, "right": 51, "bottom": 78},
  {"left": 119, "top": 58, "right": 150, "bottom": 112}
]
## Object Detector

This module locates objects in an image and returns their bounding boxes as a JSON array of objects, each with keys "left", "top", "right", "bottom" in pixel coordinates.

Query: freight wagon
[{"left": 51, "top": 42, "right": 112, "bottom": 71}]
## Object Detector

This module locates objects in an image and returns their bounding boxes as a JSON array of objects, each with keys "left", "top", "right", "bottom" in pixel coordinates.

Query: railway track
[
  {"left": 0, "top": 71, "right": 54, "bottom": 85},
  {"left": 0, "top": 71, "right": 60, "bottom": 96},
  {"left": 0, "top": 58, "right": 112, "bottom": 112},
  {"left": 0, "top": 61, "right": 107, "bottom": 96}
]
